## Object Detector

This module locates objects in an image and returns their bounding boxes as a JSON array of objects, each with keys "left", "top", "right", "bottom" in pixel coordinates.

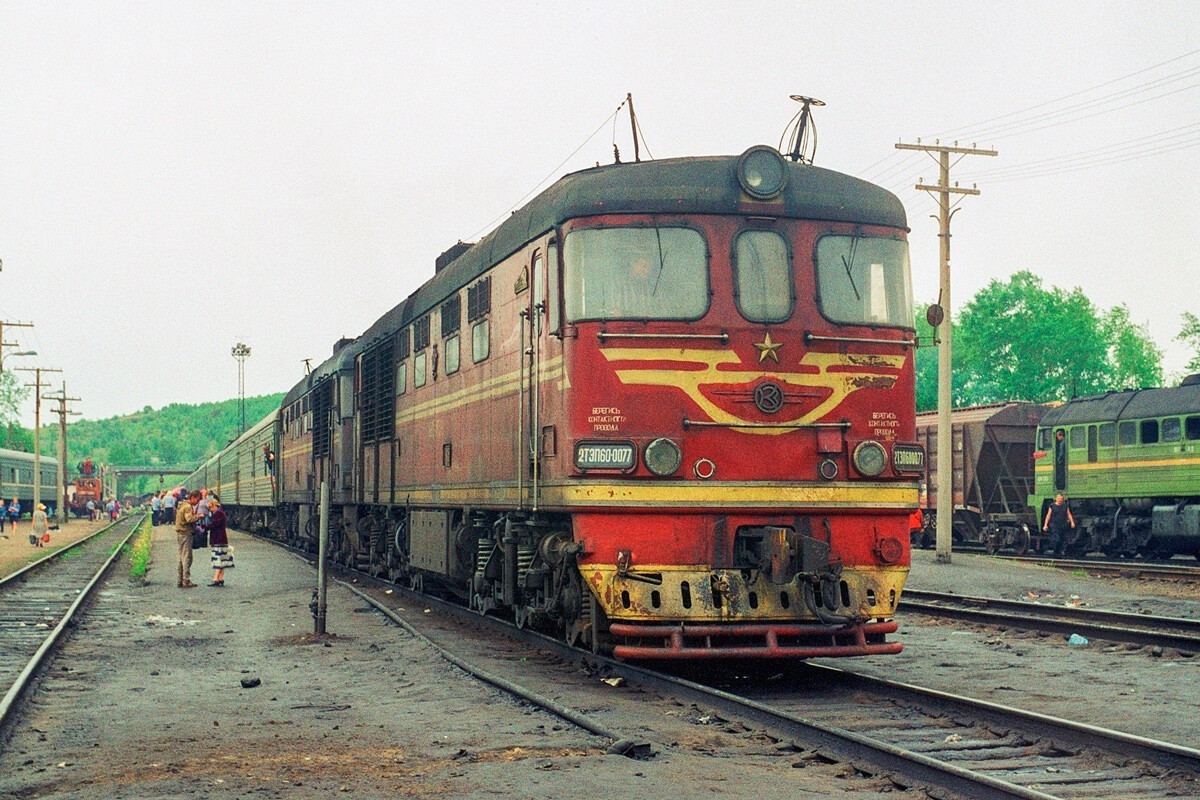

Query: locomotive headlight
[
  {"left": 644, "top": 438, "right": 682, "bottom": 476},
  {"left": 737, "top": 146, "right": 788, "bottom": 200},
  {"left": 852, "top": 440, "right": 888, "bottom": 477}
]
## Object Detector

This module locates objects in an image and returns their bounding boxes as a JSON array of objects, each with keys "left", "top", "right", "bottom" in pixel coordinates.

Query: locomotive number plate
[
  {"left": 892, "top": 445, "right": 925, "bottom": 473},
  {"left": 575, "top": 441, "right": 636, "bottom": 470}
]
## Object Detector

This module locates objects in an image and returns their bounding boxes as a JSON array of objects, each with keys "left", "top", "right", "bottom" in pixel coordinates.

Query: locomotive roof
[
  {"left": 283, "top": 152, "right": 907, "bottom": 406},
  {"left": 1040, "top": 382, "right": 1200, "bottom": 427}
]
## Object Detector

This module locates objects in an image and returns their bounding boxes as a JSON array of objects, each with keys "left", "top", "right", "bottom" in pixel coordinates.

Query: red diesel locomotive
[{"left": 198, "top": 145, "right": 923, "bottom": 659}]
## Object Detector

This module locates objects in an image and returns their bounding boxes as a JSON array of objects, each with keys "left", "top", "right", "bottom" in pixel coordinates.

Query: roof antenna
[{"left": 780, "top": 95, "right": 825, "bottom": 164}]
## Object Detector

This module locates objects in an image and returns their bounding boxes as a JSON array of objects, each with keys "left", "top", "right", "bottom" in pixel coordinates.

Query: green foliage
[
  {"left": 1179, "top": 312, "right": 1200, "bottom": 373},
  {"left": 0, "top": 371, "right": 29, "bottom": 427},
  {"left": 33, "top": 393, "right": 284, "bottom": 495},
  {"left": 947, "top": 271, "right": 1162, "bottom": 405},
  {"left": 913, "top": 300, "right": 968, "bottom": 413},
  {"left": 128, "top": 516, "right": 153, "bottom": 578}
]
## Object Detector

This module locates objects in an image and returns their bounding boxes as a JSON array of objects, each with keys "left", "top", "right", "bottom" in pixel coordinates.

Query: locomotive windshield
[
  {"left": 815, "top": 235, "right": 912, "bottom": 328},
  {"left": 563, "top": 227, "right": 708, "bottom": 321}
]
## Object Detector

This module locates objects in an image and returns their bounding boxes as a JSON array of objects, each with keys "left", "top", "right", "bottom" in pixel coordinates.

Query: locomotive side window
[
  {"left": 467, "top": 276, "right": 492, "bottom": 363},
  {"left": 1119, "top": 421, "right": 1136, "bottom": 445},
  {"left": 563, "top": 227, "right": 708, "bottom": 322},
  {"left": 395, "top": 327, "right": 409, "bottom": 396},
  {"left": 815, "top": 235, "right": 913, "bottom": 328},
  {"left": 1162, "top": 417, "right": 1181, "bottom": 442},
  {"left": 414, "top": 316, "right": 430, "bottom": 389},
  {"left": 1036, "top": 427, "right": 1050, "bottom": 450},
  {"left": 1186, "top": 416, "right": 1200, "bottom": 440},
  {"left": 1140, "top": 419, "right": 1159, "bottom": 444},
  {"left": 733, "top": 231, "right": 792, "bottom": 323},
  {"left": 1098, "top": 422, "right": 1116, "bottom": 447},
  {"left": 1069, "top": 426, "right": 1085, "bottom": 449},
  {"left": 442, "top": 294, "right": 461, "bottom": 376}
]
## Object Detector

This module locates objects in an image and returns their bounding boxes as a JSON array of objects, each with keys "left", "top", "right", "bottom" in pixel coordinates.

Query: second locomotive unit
[{"left": 189, "top": 145, "right": 924, "bottom": 659}]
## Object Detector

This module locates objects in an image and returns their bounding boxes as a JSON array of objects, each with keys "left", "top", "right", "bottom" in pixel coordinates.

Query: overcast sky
[{"left": 1, "top": 2, "right": 1197, "bottom": 421}]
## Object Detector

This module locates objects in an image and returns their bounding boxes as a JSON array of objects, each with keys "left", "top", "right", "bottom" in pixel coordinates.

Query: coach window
[
  {"left": 734, "top": 231, "right": 792, "bottom": 323},
  {"left": 815, "top": 235, "right": 913, "bottom": 327},
  {"left": 1069, "top": 426, "right": 1086, "bottom": 449},
  {"left": 563, "top": 226, "right": 708, "bottom": 321},
  {"left": 413, "top": 316, "right": 430, "bottom": 388},
  {"left": 1098, "top": 422, "right": 1116, "bottom": 448},
  {"left": 467, "top": 276, "right": 492, "bottom": 363},
  {"left": 1141, "top": 419, "right": 1159, "bottom": 445},
  {"left": 441, "top": 294, "right": 461, "bottom": 375},
  {"left": 1163, "top": 417, "right": 1181, "bottom": 442}
]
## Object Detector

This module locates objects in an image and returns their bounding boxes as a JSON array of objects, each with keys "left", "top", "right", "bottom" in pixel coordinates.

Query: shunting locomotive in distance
[{"left": 188, "top": 137, "right": 924, "bottom": 659}]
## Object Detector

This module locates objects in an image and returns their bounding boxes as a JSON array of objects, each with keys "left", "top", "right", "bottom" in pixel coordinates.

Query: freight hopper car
[
  {"left": 0, "top": 448, "right": 60, "bottom": 515},
  {"left": 184, "top": 411, "right": 280, "bottom": 532},
  {"left": 266, "top": 146, "right": 924, "bottom": 659},
  {"left": 1030, "top": 374, "right": 1200, "bottom": 558},
  {"left": 914, "top": 403, "right": 1048, "bottom": 554}
]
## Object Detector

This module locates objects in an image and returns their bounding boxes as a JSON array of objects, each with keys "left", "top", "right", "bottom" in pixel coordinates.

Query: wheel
[{"left": 1011, "top": 525, "right": 1031, "bottom": 556}]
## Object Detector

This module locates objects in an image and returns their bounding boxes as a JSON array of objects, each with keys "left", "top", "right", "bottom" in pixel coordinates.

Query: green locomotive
[{"left": 1030, "top": 374, "right": 1200, "bottom": 558}]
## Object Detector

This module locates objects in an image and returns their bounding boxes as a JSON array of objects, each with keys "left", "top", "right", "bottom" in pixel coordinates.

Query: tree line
[{"left": 915, "top": 270, "right": 1196, "bottom": 411}]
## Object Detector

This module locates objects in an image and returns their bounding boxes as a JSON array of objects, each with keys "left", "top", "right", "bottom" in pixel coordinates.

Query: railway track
[
  {"left": 269, "top": 535, "right": 1200, "bottom": 800},
  {"left": 902, "top": 588, "right": 1200, "bottom": 652},
  {"left": 0, "top": 513, "right": 145, "bottom": 731},
  {"left": 989, "top": 554, "right": 1200, "bottom": 582}
]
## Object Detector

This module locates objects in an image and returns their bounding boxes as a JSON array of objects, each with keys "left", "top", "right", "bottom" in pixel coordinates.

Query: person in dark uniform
[{"left": 1042, "top": 492, "right": 1076, "bottom": 557}]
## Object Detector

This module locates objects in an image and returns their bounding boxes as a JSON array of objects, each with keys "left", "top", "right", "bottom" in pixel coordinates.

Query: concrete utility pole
[
  {"left": 17, "top": 366, "right": 62, "bottom": 515},
  {"left": 0, "top": 321, "right": 35, "bottom": 372},
  {"left": 315, "top": 480, "right": 330, "bottom": 635},
  {"left": 895, "top": 140, "right": 997, "bottom": 565},
  {"left": 44, "top": 381, "right": 81, "bottom": 525}
]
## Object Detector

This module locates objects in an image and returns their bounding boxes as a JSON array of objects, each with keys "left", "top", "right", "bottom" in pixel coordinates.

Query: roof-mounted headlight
[{"left": 737, "top": 146, "right": 788, "bottom": 200}]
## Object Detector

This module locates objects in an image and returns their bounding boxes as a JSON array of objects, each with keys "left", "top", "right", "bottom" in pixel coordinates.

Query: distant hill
[{"left": 30, "top": 394, "right": 284, "bottom": 493}]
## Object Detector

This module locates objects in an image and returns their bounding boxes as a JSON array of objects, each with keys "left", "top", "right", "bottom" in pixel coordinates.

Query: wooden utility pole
[
  {"left": 895, "top": 140, "right": 997, "bottom": 565},
  {"left": 0, "top": 320, "right": 35, "bottom": 372},
  {"left": 17, "top": 366, "right": 62, "bottom": 515},
  {"left": 44, "top": 381, "right": 81, "bottom": 525}
]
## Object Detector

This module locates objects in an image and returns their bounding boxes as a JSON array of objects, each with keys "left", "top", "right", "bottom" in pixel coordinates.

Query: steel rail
[
  {"left": 0, "top": 514, "right": 146, "bottom": 730},
  {"left": 0, "top": 515, "right": 129, "bottom": 586},
  {"left": 990, "top": 554, "right": 1200, "bottom": 581},
  {"left": 903, "top": 588, "right": 1200, "bottom": 651},
  {"left": 269, "top": 543, "right": 1076, "bottom": 799}
]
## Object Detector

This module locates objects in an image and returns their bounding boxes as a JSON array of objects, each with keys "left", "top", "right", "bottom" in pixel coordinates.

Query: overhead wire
[{"left": 464, "top": 99, "right": 627, "bottom": 242}]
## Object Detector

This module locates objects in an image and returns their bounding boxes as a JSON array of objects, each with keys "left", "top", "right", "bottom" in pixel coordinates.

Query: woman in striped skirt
[{"left": 207, "top": 497, "right": 234, "bottom": 586}]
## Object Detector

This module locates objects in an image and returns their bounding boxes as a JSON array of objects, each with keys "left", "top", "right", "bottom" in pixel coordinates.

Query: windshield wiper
[
  {"left": 650, "top": 226, "right": 667, "bottom": 296},
  {"left": 841, "top": 236, "right": 861, "bottom": 300}
]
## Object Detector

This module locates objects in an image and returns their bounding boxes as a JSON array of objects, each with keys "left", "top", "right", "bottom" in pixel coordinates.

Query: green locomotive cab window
[
  {"left": 1069, "top": 426, "right": 1086, "bottom": 449},
  {"left": 815, "top": 235, "right": 913, "bottom": 328},
  {"left": 563, "top": 227, "right": 709, "bottom": 322},
  {"left": 1119, "top": 421, "right": 1136, "bottom": 445},
  {"left": 1098, "top": 422, "right": 1115, "bottom": 447},
  {"left": 1036, "top": 427, "right": 1051, "bottom": 450},
  {"left": 1163, "top": 417, "right": 1181, "bottom": 442},
  {"left": 734, "top": 231, "right": 792, "bottom": 323},
  {"left": 1186, "top": 416, "right": 1200, "bottom": 441},
  {"left": 1140, "top": 419, "right": 1159, "bottom": 445}
]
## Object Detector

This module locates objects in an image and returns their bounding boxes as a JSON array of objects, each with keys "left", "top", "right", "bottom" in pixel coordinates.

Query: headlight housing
[
  {"left": 644, "top": 438, "right": 682, "bottom": 476},
  {"left": 852, "top": 440, "right": 887, "bottom": 477},
  {"left": 737, "top": 146, "right": 788, "bottom": 200}
]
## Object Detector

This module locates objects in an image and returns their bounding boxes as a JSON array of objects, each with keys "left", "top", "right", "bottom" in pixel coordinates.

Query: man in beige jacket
[{"left": 175, "top": 490, "right": 202, "bottom": 588}]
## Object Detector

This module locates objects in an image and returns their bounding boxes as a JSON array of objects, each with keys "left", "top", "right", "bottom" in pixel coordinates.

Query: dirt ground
[
  {"left": 0, "top": 516, "right": 114, "bottom": 580},
  {"left": 0, "top": 526, "right": 916, "bottom": 800}
]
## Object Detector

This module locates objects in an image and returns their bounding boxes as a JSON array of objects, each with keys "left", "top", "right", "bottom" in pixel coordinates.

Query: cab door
[{"left": 527, "top": 241, "right": 565, "bottom": 511}]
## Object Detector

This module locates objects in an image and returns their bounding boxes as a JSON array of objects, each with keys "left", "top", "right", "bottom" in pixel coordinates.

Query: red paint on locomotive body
[{"left": 202, "top": 148, "right": 920, "bottom": 659}]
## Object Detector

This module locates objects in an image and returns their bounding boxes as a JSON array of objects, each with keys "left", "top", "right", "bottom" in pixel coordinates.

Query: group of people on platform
[{"left": 163, "top": 488, "right": 233, "bottom": 589}]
